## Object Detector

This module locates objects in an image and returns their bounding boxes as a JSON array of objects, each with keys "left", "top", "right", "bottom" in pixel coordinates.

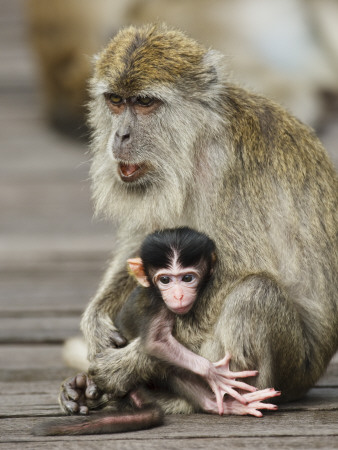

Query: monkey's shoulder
[{"left": 115, "top": 286, "right": 161, "bottom": 341}]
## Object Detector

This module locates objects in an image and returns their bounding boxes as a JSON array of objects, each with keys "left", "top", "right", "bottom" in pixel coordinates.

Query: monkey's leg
[
  {"left": 201, "top": 273, "right": 313, "bottom": 401},
  {"left": 81, "top": 250, "right": 142, "bottom": 360},
  {"left": 88, "top": 338, "right": 158, "bottom": 396}
]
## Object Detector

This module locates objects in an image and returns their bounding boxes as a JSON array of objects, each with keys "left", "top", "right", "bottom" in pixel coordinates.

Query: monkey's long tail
[{"left": 32, "top": 405, "right": 164, "bottom": 435}]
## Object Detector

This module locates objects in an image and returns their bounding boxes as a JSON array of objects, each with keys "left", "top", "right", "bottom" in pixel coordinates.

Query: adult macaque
[
  {"left": 58, "top": 24, "right": 337, "bottom": 417},
  {"left": 34, "top": 228, "right": 279, "bottom": 435}
]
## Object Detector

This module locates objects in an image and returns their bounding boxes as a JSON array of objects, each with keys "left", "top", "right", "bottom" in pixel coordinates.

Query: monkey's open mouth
[{"left": 118, "top": 162, "right": 148, "bottom": 182}]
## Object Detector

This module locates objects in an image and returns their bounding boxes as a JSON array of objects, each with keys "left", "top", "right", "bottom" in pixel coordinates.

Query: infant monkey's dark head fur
[{"left": 140, "top": 226, "right": 216, "bottom": 296}]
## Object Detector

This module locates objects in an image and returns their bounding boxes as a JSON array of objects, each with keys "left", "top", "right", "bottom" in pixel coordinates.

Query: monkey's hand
[
  {"left": 204, "top": 388, "right": 281, "bottom": 417},
  {"left": 59, "top": 373, "right": 106, "bottom": 415},
  {"left": 85, "top": 325, "right": 128, "bottom": 361},
  {"left": 205, "top": 353, "right": 259, "bottom": 415}
]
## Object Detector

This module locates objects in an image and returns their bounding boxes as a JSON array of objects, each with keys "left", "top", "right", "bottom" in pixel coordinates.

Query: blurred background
[
  {"left": 0, "top": 0, "right": 337, "bottom": 344},
  {"left": 25, "top": 0, "right": 338, "bottom": 141}
]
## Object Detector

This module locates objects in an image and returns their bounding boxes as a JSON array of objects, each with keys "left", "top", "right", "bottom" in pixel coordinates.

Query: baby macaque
[
  {"left": 33, "top": 227, "right": 279, "bottom": 435},
  {"left": 116, "top": 226, "right": 274, "bottom": 415}
]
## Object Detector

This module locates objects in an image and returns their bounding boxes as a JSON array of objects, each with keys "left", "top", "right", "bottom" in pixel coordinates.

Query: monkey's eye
[
  {"left": 159, "top": 276, "right": 171, "bottom": 285},
  {"left": 136, "top": 96, "right": 154, "bottom": 107},
  {"left": 182, "top": 274, "right": 195, "bottom": 283},
  {"left": 106, "top": 93, "right": 123, "bottom": 105}
]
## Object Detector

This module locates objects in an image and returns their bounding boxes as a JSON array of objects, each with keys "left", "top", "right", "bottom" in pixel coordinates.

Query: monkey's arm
[
  {"left": 143, "top": 307, "right": 258, "bottom": 414},
  {"left": 81, "top": 267, "right": 136, "bottom": 359},
  {"left": 81, "top": 232, "right": 145, "bottom": 360}
]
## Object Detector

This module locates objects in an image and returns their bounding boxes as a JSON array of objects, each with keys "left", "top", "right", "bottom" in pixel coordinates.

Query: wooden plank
[
  {"left": 0, "top": 368, "right": 74, "bottom": 383},
  {"left": 0, "top": 381, "right": 64, "bottom": 395},
  {"left": 0, "top": 345, "right": 74, "bottom": 382},
  {"left": 0, "top": 115, "right": 87, "bottom": 177},
  {"left": 0, "top": 180, "right": 107, "bottom": 237},
  {"left": 0, "top": 0, "right": 36, "bottom": 92},
  {"left": 1, "top": 410, "right": 338, "bottom": 442},
  {"left": 0, "top": 344, "right": 69, "bottom": 383},
  {"left": 0, "top": 263, "right": 104, "bottom": 314},
  {"left": 1, "top": 437, "right": 338, "bottom": 450},
  {"left": 0, "top": 345, "right": 65, "bottom": 369},
  {"left": 0, "top": 392, "right": 60, "bottom": 418},
  {"left": 0, "top": 317, "right": 81, "bottom": 343}
]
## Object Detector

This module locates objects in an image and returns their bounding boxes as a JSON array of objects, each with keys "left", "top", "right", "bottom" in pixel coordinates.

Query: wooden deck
[{"left": 1, "top": 1, "right": 337, "bottom": 448}]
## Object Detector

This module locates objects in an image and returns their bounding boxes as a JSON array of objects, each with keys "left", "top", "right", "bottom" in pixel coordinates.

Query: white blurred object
[
  {"left": 62, "top": 336, "right": 89, "bottom": 372},
  {"left": 128, "top": 0, "right": 338, "bottom": 125}
]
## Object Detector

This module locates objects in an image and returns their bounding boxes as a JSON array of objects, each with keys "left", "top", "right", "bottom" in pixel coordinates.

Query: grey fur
[{"left": 76, "top": 24, "right": 338, "bottom": 413}]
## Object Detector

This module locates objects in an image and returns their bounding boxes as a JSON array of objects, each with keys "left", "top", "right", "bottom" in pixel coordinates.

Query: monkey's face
[
  {"left": 88, "top": 24, "right": 226, "bottom": 226},
  {"left": 103, "top": 93, "right": 165, "bottom": 185},
  {"left": 152, "top": 266, "right": 201, "bottom": 315}
]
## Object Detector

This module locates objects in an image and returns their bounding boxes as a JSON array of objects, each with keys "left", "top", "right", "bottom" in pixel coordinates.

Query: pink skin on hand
[
  {"left": 205, "top": 353, "right": 259, "bottom": 415},
  {"left": 202, "top": 387, "right": 281, "bottom": 416}
]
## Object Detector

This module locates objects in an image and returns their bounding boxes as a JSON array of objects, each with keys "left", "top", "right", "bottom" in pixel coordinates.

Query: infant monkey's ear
[{"left": 127, "top": 257, "right": 150, "bottom": 287}]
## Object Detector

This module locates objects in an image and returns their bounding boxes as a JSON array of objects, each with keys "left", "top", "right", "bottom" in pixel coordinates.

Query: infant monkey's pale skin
[
  {"left": 33, "top": 228, "right": 279, "bottom": 435},
  {"left": 119, "top": 227, "right": 280, "bottom": 416}
]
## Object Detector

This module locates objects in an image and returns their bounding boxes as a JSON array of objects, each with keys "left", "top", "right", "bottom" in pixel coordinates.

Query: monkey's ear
[{"left": 127, "top": 258, "right": 150, "bottom": 287}]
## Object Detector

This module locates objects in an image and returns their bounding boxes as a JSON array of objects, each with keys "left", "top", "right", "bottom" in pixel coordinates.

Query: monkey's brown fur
[{"left": 66, "top": 23, "right": 337, "bottom": 414}]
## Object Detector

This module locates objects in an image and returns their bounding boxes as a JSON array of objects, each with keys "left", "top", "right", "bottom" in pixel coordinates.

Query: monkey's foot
[
  {"left": 59, "top": 373, "right": 102, "bottom": 415},
  {"left": 204, "top": 388, "right": 281, "bottom": 417},
  {"left": 206, "top": 353, "right": 259, "bottom": 414}
]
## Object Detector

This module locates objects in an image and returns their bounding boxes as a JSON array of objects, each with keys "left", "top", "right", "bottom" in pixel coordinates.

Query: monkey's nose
[
  {"left": 115, "top": 128, "right": 131, "bottom": 146},
  {"left": 173, "top": 287, "right": 184, "bottom": 301}
]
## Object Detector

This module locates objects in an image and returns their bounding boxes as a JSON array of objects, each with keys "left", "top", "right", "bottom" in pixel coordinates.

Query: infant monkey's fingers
[
  {"left": 228, "top": 369, "right": 258, "bottom": 379},
  {"left": 223, "top": 378, "right": 257, "bottom": 392},
  {"left": 249, "top": 402, "right": 278, "bottom": 411},
  {"left": 244, "top": 388, "right": 281, "bottom": 403},
  {"left": 214, "top": 390, "right": 225, "bottom": 415},
  {"left": 246, "top": 408, "right": 263, "bottom": 418},
  {"left": 223, "top": 386, "right": 248, "bottom": 405}
]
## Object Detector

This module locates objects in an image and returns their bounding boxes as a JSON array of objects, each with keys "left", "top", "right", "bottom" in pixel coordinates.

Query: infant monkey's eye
[
  {"left": 159, "top": 276, "right": 170, "bottom": 284},
  {"left": 182, "top": 274, "right": 195, "bottom": 283}
]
